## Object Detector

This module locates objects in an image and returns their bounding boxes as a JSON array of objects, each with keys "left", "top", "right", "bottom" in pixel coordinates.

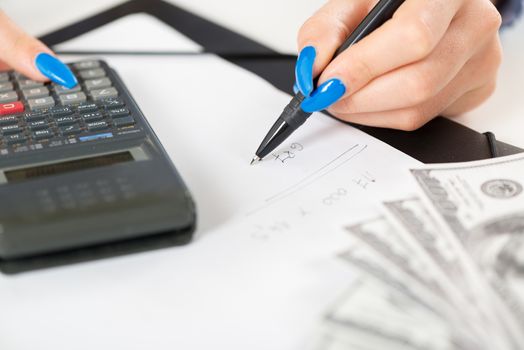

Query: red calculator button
[{"left": 0, "top": 101, "right": 24, "bottom": 115}]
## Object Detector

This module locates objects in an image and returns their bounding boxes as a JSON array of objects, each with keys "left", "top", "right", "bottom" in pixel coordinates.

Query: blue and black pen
[{"left": 250, "top": 0, "right": 406, "bottom": 165}]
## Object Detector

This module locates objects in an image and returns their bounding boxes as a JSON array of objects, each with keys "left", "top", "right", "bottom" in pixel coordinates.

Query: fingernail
[
  {"left": 301, "top": 79, "right": 346, "bottom": 113},
  {"left": 293, "top": 83, "right": 299, "bottom": 95},
  {"left": 35, "top": 53, "right": 78, "bottom": 88},
  {"left": 295, "top": 46, "right": 316, "bottom": 97}
]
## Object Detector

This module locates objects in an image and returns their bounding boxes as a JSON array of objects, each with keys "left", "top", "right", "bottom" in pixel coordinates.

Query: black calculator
[{"left": 0, "top": 60, "right": 196, "bottom": 264}]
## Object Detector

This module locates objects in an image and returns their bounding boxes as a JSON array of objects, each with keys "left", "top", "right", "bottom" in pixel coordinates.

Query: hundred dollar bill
[
  {"left": 409, "top": 153, "right": 524, "bottom": 245},
  {"left": 410, "top": 153, "right": 524, "bottom": 346},
  {"left": 345, "top": 217, "right": 449, "bottom": 299},
  {"left": 382, "top": 197, "right": 519, "bottom": 350},
  {"left": 321, "top": 277, "right": 474, "bottom": 350},
  {"left": 339, "top": 238, "right": 445, "bottom": 316},
  {"left": 345, "top": 216, "right": 508, "bottom": 349},
  {"left": 337, "top": 243, "right": 488, "bottom": 348},
  {"left": 467, "top": 228, "right": 524, "bottom": 346}
]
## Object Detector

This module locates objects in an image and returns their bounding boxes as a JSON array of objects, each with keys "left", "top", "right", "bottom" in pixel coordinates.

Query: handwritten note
[{"left": 271, "top": 142, "right": 304, "bottom": 164}]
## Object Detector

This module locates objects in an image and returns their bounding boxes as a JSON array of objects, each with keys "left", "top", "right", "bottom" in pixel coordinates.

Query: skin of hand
[
  {"left": 296, "top": 0, "right": 503, "bottom": 131},
  {"left": 0, "top": 11, "right": 77, "bottom": 88}
]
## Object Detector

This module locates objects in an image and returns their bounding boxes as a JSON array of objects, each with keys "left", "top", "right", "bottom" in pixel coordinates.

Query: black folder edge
[{"left": 2, "top": 0, "right": 521, "bottom": 274}]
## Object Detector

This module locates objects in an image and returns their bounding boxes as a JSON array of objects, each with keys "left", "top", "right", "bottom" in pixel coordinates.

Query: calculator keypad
[{"left": 0, "top": 60, "right": 139, "bottom": 155}]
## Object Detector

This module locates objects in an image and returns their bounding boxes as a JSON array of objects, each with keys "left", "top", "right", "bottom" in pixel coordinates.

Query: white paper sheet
[
  {"left": 0, "top": 43, "right": 421, "bottom": 350},
  {"left": 0, "top": 53, "right": 420, "bottom": 350}
]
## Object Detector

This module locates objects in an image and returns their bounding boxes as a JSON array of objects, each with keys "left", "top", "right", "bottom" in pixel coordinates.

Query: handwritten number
[
  {"left": 290, "top": 143, "right": 303, "bottom": 151},
  {"left": 353, "top": 171, "right": 376, "bottom": 190},
  {"left": 272, "top": 143, "right": 304, "bottom": 164},
  {"left": 322, "top": 188, "right": 348, "bottom": 206}
]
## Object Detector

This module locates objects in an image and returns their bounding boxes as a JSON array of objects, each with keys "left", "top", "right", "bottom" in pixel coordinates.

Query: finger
[
  {"left": 296, "top": 0, "right": 371, "bottom": 83},
  {"left": 0, "top": 60, "right": 10, "bottom": 71},
  {"left": 0, "top": 11, "right": 50, "bottom": 80},
  {"left": 329, "top": 5, "right": 499, "bottom": 114},
  {"left": 442, "top": 83, "right": 497, "bottom": 117},
  {"left": 442, "top": 37, "right": 502, "bottom": 116},
  {"left": 0, "top": 11, "right": 77, "bottom": 87},
  {"left": 331, "top": 37, "right": 502, "bottom": 130},
  {"left": 318, "top": 0, "right": 463, "bottom": 97},
  {"left": 331, "top": 104, "right": 437, "bottom": 131},
  {"left": 329, "top": 74, "right": 493, "bottom": 132}
]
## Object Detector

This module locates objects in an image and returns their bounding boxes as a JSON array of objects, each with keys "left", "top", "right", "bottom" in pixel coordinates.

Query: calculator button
[
  {"left": 12, "top": 72, "right": 28, "bottom": 80},
  {"left": 27, "top": 120, "right": 48, "bottom": 130},
  {"left": 107, "top": 108, "right": 129, "bottom": 118},
  {"left": 28, "top": 97, "right": 55, "bottom": 111},
  {"left": 60, "top": 124, "right": 81, "bottom": 136},
  {"left": 32, "top": 129, "right": 54, "bottom": 140},
  {"left": 73, "top": 61, "right": 101, "bottom": 70},
  {"left": 0, "top": 73, "right": 9, "bottom": 82},
  {"left": 22, "top": 87, "right": 49, "bottom": 100},
  {"left": 1, "top": 124, "right": 22, "bottom": 135},
  {"left": 0, "top": 91, "right": 18, "bottom": 103},
  {"left": 0, "top": 101, "right": 24, "bottom": 115},
  {"left": 84, "top": 77, "right": 111, "bottom": 90},
  {"left": 18, "top": 80, "right": 43, "bottom": 89},
  {"left": 54, "top": 84, "right": 82, "bottom": 95},
  {"left": 5, "top": 133, "right": 27, "bottom": 145},
  {"left": 55, "top": 115, "right": 76, "bottom": 126},
  {"left": 50, "top": 106, "right": 74, "bottom": 117},
  {"left": 76, "top": 102, "right": 98, "bottom": 113},
  {"left": 24, "top": 111, "right": 47, "bottom": 122},
  {"left": 79, "top": 132, "right": 113, "bottom": 142},
  {"left": 86, "top": 121, "right": 109, "bottom": 131},
  {"left": 79, "top": 68, "right": 106, "bottom": 80},
  {"left": 0, "top": 115, "right": 19, "bottom": 126},
  {"left": 100, "top": 98, "right": 124, "bottom": 109},
  {"left": 112, "top": 116, "right": 135, "bottom": 128},
  {"left": 81, "top": 111, "right": 103, "bottom": 122},
  {"left": 59, "top": 92, "right": 87, "bottom": 106},
  {"left": 0, "top": 82, "right": 14, "bottom": 93},
  {"left": 91, "top": 87, "right": 118, "bottom": 101}
]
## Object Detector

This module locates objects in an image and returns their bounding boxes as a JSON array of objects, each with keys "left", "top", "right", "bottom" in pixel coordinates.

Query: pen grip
[
  {"left": 333, "top": 0, "right": 406, "bottom": 57},
  {"left": 281, "top": 93, "right": 312, "bottom": 129}
]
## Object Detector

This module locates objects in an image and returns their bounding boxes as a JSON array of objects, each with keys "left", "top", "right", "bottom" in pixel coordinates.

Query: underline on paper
[
  {"left": 264, "top": 144, "right": 360, "bottom": 203},
  {"left": 246, "top": 144, "right": 367, "bottom": 216}
]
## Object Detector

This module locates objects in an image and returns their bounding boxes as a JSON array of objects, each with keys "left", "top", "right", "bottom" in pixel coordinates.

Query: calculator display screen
[{"left": 5, "top": 152, "right": 134, "bottom": 182}]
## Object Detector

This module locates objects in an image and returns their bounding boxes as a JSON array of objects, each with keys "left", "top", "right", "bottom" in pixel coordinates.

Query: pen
[{"left": 251, "top": 0, "right": 406, "bottom": 165}]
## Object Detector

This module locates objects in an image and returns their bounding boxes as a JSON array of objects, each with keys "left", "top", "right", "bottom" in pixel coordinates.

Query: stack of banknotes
[{"left": 316, "top": 152, "right": 524, "bottom": 350}]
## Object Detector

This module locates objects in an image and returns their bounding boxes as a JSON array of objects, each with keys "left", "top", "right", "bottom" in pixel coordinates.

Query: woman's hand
[
  {"left": 295, "top": 0, "right": 503, "bottom": 131},
  {"left": 0, "top": 11, "right": 76, "bottom": 88}
]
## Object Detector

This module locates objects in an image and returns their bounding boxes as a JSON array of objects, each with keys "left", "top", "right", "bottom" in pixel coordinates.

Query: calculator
[{"left": 0, "top": 60, "right": 196, "bottom": 261}]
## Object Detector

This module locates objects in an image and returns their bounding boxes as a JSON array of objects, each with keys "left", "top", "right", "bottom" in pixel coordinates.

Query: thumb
[{"left": 0, "top": 11, "right": 77, "bottom": 88}]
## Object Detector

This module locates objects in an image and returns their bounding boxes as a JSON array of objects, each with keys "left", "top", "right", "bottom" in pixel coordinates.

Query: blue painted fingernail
[
  {"left": 295, "top": 46, "right": 316, "bottom": 96},
  {"left": 301, "top": 79, "right": 346, "bottom": 113},
  {"left": 35, "top": 53, "right": 78, "bottom": 88}
]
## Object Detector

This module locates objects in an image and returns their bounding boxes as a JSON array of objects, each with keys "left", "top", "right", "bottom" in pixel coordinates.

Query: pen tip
[{"left": 250, "top": 156, "right": 261, "bottom": 166}]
